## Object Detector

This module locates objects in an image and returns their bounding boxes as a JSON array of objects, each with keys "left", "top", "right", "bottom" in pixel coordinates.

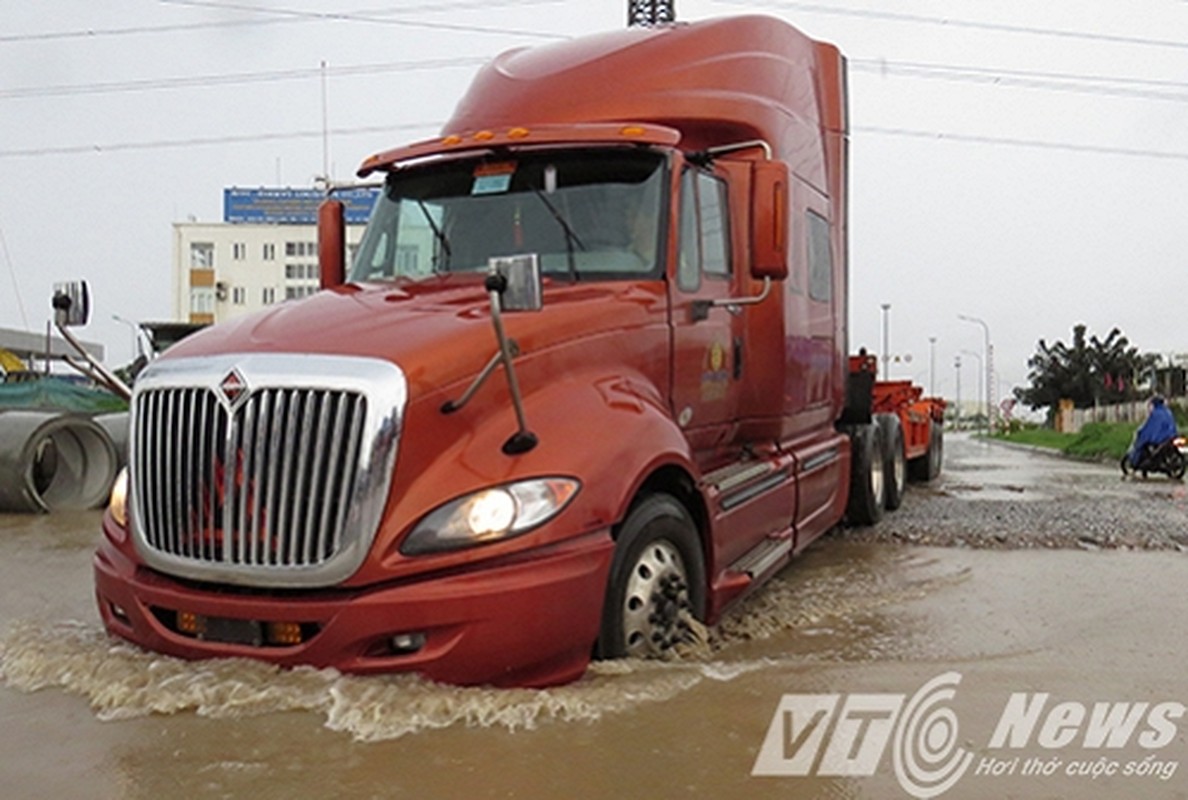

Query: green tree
[{"left": 1016, "top": 324, "right": 1156, "bottom": 412}]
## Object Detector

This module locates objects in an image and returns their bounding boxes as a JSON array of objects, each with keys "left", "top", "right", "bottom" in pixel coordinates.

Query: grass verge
[{"left": 995, "top": 421, "right": 1137, "bottom": 461}]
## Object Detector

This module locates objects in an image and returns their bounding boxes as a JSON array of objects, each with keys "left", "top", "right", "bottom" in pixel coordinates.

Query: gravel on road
[{"left": 838, "top": 435, "right": 1188, "bottom": 552}]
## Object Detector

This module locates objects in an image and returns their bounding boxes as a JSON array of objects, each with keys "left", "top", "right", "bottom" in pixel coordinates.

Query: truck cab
[{"left": 94, "top": 15, "right": 873, "bottom": 687}]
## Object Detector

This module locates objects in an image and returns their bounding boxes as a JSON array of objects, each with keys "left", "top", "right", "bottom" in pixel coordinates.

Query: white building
[{"left": 172, "top": 187, "right": 376, "bottom": 325}]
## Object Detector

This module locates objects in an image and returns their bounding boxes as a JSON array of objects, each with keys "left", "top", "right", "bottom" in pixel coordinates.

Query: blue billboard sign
[{"left": 223, "top": 187, "right": 380, "bottom": 225}]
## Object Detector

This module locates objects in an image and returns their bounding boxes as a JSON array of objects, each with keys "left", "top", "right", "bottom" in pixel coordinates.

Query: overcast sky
[{"left": 3, "top": 0, "right": 1187, "bottom": 410}]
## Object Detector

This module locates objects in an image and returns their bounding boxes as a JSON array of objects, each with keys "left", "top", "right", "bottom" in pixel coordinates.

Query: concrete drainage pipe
[
  {"left": 0, "top": 411, "right": 119, "bottom": 512},
  {"left": 93, "top": 411, "right": 130, "bottom": 473}
]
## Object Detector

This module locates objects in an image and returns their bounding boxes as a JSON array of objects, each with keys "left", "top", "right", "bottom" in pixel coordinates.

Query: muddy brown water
[{"left": 2, "top": 459, "right": 1188, "bottom": 799}]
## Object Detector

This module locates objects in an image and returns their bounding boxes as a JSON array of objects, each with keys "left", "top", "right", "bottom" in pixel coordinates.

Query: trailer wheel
[
  {"left": 596, "top": 494, "right": 706, "bottom": 660},
  {"left": 909, "top": 421, "right": 943, "bottom": 482},
  {"left": 846, "top": 423, "right": 885, "bottom": 526},
  {"left": 877, "top": 413, "right": 906, "bottom": 511}
]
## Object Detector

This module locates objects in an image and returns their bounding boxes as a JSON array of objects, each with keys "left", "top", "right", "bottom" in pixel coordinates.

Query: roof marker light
[
  {"left": 442, "top": 134, "right": 463, "bottom": 146},
  {"left": 474, "top": 130, "right": 495, "bottom": 141},
  {"left": 508, "top": 127, "right": 530, "bottom": 139},
  {"left": 620, "top": 125, "right": 647, "bottom": 137}
]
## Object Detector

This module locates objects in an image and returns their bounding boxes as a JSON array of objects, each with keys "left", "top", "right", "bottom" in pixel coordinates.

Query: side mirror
[
  {"left": 318, "top": 199, "right": 346, "bottom": 289},
  {"left": 48, "top": 280, "right": 132, "bottom": 400},
  {"left": 444, "top": 253, "right": 542, "bottom": 454},
  {"left": 488, "top": 254, "right": 543, "bottom": 313},
  {"left": 751, "top": 160, "right": 790, "bottom": 281},
  {"left": 52, "top": 280, "right": 91, "bottom": 327}
]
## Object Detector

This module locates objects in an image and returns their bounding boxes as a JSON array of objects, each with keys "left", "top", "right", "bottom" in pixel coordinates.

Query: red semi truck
[{"left": 94, "top": 15, "right": 944, "bottom": 687}]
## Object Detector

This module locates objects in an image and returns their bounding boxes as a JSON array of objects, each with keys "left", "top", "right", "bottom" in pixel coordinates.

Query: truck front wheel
[{"left": 595, "top": 494, "right": 706, "bottom": 660}]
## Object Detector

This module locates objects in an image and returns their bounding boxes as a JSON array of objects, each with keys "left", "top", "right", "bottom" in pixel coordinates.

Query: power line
[
  {"left": 850, "top": 59, "right": 1188, "bottom": 104},
  {"left": 856, "top": 125, "right": 1188, "bottom": 162},
  {"left": 9, "top": 54, "right": 1187, "bottom": 104},
  {"left": 5, "top": 122, "right": 1188, "bottom": 164},
  {"left": 0, "top": 0, "right": 565, "bottom": 44},
  {"left": 0, "top": 216, "right": 30, "bottom": 330},
  {"left": 715, "top": 0, "right": 1188, "bottom": 52},
  {"left": 0, "top": 57, "right": 488, "bottom": 100},
  {"left": 0, "top": 122, "right": 441, "bottom": 159},
  {"left": 854, "top": 59, "right": 1188, "bottom": 92},
  {"left": 157, "top": 0, "right": 564, "bottom": 40}
]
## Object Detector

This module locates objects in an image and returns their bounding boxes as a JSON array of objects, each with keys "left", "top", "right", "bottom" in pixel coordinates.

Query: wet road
[{"left": 2, "top": 435, "right": 1187, "bottom": 800}]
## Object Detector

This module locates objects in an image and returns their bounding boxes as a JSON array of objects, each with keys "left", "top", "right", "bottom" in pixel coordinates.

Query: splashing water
[{"left": 0, "top": 545, "right": 968, "bottom": 741}]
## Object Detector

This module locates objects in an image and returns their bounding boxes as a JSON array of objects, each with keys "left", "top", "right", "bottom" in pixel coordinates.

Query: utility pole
[
  {"left": 880, "top": 303, "right": 891, "bottom": 380},
  {"left": 955, "top": 356, "right": 962, "bottom": 427},
  {"left": 929, "top": 336, "right": 937, "bottom": 396},
  {"left": 958, "top": 314, "right": 993, "bottom": 433},
  {"left": 628, "top": 0, "right": 675, "bottom": 26},
  {"left": 320, "top": 61, "right": 330, "bottom": 182}
]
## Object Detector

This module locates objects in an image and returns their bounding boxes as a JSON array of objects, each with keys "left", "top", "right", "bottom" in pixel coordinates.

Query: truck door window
[
  {"left": 807, "top": 210, "right": 832, "bottom": 302},
  {"left": 676, "top": 169, "right": 732, "bottom": 292},
  {"left": 698, "top": 173, "right": 730, "bottom": 278},
  {"left": 677, "top": 171, "right": 700, "bottom": 291}
]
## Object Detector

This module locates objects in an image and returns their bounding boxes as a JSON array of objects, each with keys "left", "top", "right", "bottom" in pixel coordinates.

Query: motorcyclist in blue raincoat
[{"left": 1130, "top": 396, "right": 1178, "bottom": 466}]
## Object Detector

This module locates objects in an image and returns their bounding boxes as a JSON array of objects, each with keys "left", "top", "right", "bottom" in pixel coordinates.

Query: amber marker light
[
  {"left": 266, "top": 622, "right": 304, "bottom": 646},
  {"left": 442, "top": 134, "right": 463, "bottom": 146},
  {"left": 620, "top": 125, "right": 647, "bottom": 137},
  {"left": 177, "top": 611, "right": 204, "bottom": 636},
  {"left": 507, "top": 127, "right": 530, "bottom": 139},
  {"left": 473, "top": 130, "right": 496, "bottom": 141}
]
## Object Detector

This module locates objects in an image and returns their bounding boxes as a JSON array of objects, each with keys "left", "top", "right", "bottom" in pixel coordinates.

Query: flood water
[{"left": 3, "top": 448, "right": 1188, "bottom": 799}]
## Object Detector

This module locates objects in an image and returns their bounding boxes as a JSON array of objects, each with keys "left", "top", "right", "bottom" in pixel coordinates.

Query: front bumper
[{"left": 94, "top": 516, "right": 615, "bottom": 688}]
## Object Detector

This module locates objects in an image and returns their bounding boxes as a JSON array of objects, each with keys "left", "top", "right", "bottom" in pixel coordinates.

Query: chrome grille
[{"left": 129, "top": 354, "right": 407, "bottom": 588}]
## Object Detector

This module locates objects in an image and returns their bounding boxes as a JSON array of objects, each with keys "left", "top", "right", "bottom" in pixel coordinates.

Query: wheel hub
[{"left": 622, "top": 540, "right": 692, "bottom": 657}]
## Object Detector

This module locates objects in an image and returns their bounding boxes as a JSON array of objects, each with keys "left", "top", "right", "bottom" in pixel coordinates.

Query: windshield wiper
[
  {"left": 416, "top": 199, "right": 452, "bottom": 272},
  {"left": 531, "top": 188, "right": 585, "bottom": 282}
]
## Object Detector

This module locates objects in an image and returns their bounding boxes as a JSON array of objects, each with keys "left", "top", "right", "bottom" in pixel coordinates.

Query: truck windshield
[{"left": 349, "top": 149, "right": 667, "bottom": 283}]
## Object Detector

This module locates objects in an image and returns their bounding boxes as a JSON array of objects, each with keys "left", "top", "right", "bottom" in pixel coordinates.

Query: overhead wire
[
  {"left": 0, "top": 217, "right": 31, "bottom": 330},
  {"left": 0, "top": 122, "right": 441, "bottom": 159},
  {"left": 854, "top": 126, "right": 1188, "bottom": 163},
  {"left": 849, "top": 59, "right": 1188, "bottom": 104},
  {"left": 0, "top": 0, "right": 565, "bottom": 43},
  {"left": 155, "top": 0, "right": 565, "bottom": 40},
  {"left": 5, "top": 121, "right": 1188, "bottom": 163},
  {"left": 2, "top": 2, "right": 1187, "bottom": 163},
  {"left": 0, "top": 57, "right": 488, "bottom": 100},
  {"left": 8, "top": 56, "right": 1188, "bottom": 104},
  {"left": 713, "top": 0, "right": 1188, "bottom": 52}
]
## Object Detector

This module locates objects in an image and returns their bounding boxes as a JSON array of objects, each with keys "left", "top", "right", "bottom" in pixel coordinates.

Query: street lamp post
[
  {"left": 112, "top": 314, "right": 141, "bottom": 362},
  {"left": 954, "top": 355, "right": 962, "bottom": 426},
  {"left": 881, "top": 303, "right": 891, "bottom": 380},
  {"left": 958, "top": 314, "right": 993, "bottom": 433},
  {"left": 928, "top": 336, "right": 937, "bottom": 396},
  {"left": 961, "top": 349, "right": 984, "bottom": 433}
]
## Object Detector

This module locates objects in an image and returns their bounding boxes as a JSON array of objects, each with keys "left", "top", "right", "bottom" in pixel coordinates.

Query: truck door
[{"left": 669, "top": 164, "right": 741, "bottom": 461}]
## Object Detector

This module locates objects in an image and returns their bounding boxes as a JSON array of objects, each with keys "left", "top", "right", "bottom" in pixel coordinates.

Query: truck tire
[
  {"left": 846, "top": 422, "right": 885, "bottom": 526},
  {"left": 909, "top": 421, "right": 943, "bottom": 482},
  {"left": 595, "top": 494, "right": 706, "bottom": 660},
  {"left": 877, "top": 413, "right": 906, "bottom": 511}
]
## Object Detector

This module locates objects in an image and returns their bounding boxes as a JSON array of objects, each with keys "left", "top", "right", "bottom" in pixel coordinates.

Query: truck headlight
[
  {"left": 109, "top": 467, "right": 129, "bottom": 528},
  {"left": 401, "top": 478, "right": 580, "bottom": 555}
]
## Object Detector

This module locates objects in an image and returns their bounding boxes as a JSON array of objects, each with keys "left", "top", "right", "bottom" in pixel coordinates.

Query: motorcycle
[{"left": 1121, "top": 435, "right": 1188, "bottom": 480}]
